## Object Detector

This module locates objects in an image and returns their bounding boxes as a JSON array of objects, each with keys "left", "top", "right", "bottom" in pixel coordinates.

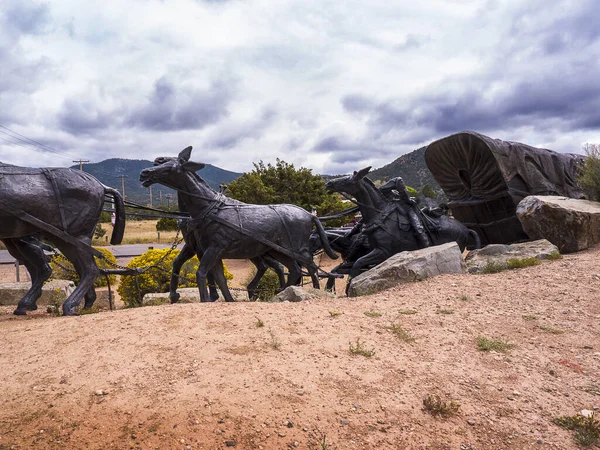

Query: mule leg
[
  {"left": 83, "top": 286, "right": 97, "bottom": 310},
  {"left": 349, "top": 248, "right": 388, "bottom": 279},
  {"left": 195, "top": 246, "right": 222, "bottom": 302},
  {"left": 59, "top": 243, "right": 100, "bottom": 316},
  {"left": 170, "top": 243, "right": 195, "bottom": 303},
  {"left": 209, "top": 260, "right": 235, "bottom": 302},
  {"left": 263, "top": 256, "right": 286, "bottom": 291},
  {"left": 6, "top": 239, "right": 52, "bottom": 315},
  {"left": 247, "top": 257, "right": 269, "bottom": 300}
]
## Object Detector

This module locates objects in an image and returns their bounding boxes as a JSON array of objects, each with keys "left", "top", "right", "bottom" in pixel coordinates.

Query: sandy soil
[{"left": 1, "top": 247, "right": 599, "bottom": 450}]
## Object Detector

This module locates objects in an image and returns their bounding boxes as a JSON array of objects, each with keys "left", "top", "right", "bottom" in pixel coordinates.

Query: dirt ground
[{"left": 1, "top": 246, "right": 599, "bottom": 450}]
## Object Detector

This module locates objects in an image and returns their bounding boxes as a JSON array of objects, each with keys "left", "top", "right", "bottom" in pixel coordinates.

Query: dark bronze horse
[
  {"left": 170, "top": 218, "right": 286, "bottom": 302},
  {"left": 325, "top": 166, "right": 480, "bottom": 278},
  {"left": 140, "top": 146, "right": 338, "bottom": 302},
  {"left": 0, "top": 163, "right": 125, "bottom": 315}
]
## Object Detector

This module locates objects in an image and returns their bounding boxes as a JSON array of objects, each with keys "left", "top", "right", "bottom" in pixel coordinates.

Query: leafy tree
[
  {"left": 578, "top": 143, "right": 600, "bottom": 201},
  {"left": 156, "top": 217, "right": 178, "bottom": 232},
  {"left": 226, "top": 159, "right": 349, "bottom": 226}
]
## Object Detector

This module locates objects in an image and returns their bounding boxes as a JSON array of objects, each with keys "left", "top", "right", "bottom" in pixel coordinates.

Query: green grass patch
[
  {"left": 459, "top": 294, "right": 471, "bottom": 302},
  {"left": 255, "top": 317, "right": 264, "bottom": 328},
  {"left": 348, "top": 338, "right": 375, "bottom": 357},
  {"left": 476, "top": 336, "right": 515, "bottom": 353},
  {"left": 522, "top": 314, "right": 538, "bottom": 321},
  {"left": 364, "top": 310, "right": 382, "bottom": 318},
  {"left": 386, "top": 323, "right": 415, "bottom": 342},
  {"left": 329, "top": 311, "right": 342, "bottom": 317},
  {"left": 553, "top": 413, "right": 599, "bottom": 447},
  {"left": 436, "top": 308, "right": 454, "bottom": 315},
  {"left": 537, "top": 324, "right": 565, "bottom": 334},
  {"left": 506, "top": 257, "right": 541, "bottom": 269},
  {"left": 397, "top": 308, "right": 418, "bottom": 315},
  {"left": 546, "top": 250, "right": 563, "bottom": 260},
  {"left": 422, "top": 394, "right": 460, "bottom": 418}
]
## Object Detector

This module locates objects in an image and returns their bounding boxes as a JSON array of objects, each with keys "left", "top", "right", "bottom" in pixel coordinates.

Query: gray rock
[
  {"left": 517, "top": 195, "right": 600, "bottom": 253},
  {"left": 271, "top": 286, "right": 336, "bottom": 302},
  {"left": 0, "top": 279, "right": 75, "bottom": 306},
  {"left": 347, "top": 242, "right": 465, "bottom": 297},
  {"left": 464, "top": 239, "right": 559, "bottom": 273}
]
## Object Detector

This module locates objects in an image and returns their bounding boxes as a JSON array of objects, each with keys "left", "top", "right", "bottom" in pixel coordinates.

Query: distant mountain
[
  {"left": 74, "top": 158, "right": 242, "bottom": 206},
  {"left": 368, "top": 146, "right": 441, "bottom": 193}
]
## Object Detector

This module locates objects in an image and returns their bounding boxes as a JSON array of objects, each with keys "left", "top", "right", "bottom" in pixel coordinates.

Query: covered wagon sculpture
[{"left": 425, "top": 131, "right": 586, "bottom": 245}]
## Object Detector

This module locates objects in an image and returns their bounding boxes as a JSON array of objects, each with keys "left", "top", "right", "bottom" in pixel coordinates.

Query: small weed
[
  {"left": 522, "top": 314, "right": 538, "bottom": 321},
  {"left": 559, "top": 359, "right": 584, "bottom": 373},
  {"left": 78, "top": 305, "right": 101, "bottom": 315},
  {"left": 397, "top": 308, "right": 418, "bottom": 315},
  {"left": 476, "top": 336, "right": 515, "bottom": 353},
  {"left": 481, "top": 260, "right": 508, "bottom": 274},
  {"left": 348, "top": 338, "right": 375, "bottom": 357},
  {"left": 506, "top": 257, "right": 541, "bottom": 269},
  {"left": 329, "top": 311, "right": 342, "bottom": 317},
  {"left": 364, "top": 310, "right": 382, "bottom": 318},
  {"left": 538, "top": 324, "right": 565, "bottom": 334},
  {"left": 436, "top": 308, "right": 454, "bottom": 315},
  {"left": 308, "top": 433, "right": 335, "bottom": 450},
  {"left": 255, "top": 317, "right": 264, "bottom": 328},
  {"left": 546, "top": 250, "right": 563, "bottom": 260},
  {"left": 583, "top": 384, "right": 600, "bottom": 396},
  {"left": 268, "top": 329, "right": 281, "bottom": 350},
  {"left": 422, "top": 394, "right": 460, "bottom": 418},
  {"left": 46, "top": 300, "right": 62, "bottom": 316},
  {"left": 459, "top": 294, "right": 471, "bottom": 302},
  {"left": 386, "top": 323, "right": 415, "bottom": 342},
  {"left": 553, "top": 413, "right": 599, "bottom": 446}
]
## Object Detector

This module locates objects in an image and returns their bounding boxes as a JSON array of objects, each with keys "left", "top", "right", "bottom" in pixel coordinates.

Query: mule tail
[
  {"left": 311, "top": 216, "right": 339, "bottom": 260},
  {"left": 104, "top": 186, "right": 125, "bottom": 245},
  {"left": 468, "top": 229, "right": 481, "bottom": 250}
]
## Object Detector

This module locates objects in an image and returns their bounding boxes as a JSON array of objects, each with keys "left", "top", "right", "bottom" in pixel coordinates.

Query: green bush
[
  {"left": 117, "top": 248, "right": 233, "bottom": 307},
  {"left": 156, "top": 217, "right": 178, "bottom": 232},
  {"left": 49, "top": 247, "right": 117, "bottom": 288},
  {"left": 578, "top": 143, "right": 600, "bottom": 201},
  {"left": 245, "top": 267, "right": 281, "bottom": 301}
]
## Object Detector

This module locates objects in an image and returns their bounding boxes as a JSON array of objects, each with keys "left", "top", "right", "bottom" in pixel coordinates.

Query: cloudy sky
[{"left": 1, "top": 0, "right": 599, "bottom": 175}]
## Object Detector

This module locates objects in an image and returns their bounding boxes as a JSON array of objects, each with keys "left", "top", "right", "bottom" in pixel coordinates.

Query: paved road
[{"left": 0, "top": 243, "right": 182, "bottom": 264}]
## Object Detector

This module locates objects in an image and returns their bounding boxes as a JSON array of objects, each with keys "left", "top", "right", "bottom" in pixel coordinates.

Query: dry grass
[{"left": 92, "top": 220, "right": 179, "bottom": 246}]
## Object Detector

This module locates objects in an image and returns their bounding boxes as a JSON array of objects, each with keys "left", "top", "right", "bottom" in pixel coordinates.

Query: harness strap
[
  {"left": 0, "top": 197, "right": 103, "bottom": 258},
  {"left": 42, "top": 168, "right": 69, "bottom": 232},
  {"left": 205, "top": 212, "right": 313, "bottom": 267}
]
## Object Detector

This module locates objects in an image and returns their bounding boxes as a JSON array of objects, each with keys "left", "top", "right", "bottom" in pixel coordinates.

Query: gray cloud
[
  {"left": 128, "top": 76, "right": 234, "bottom": 131},
  {"left": 58, "top": 98, "right": 118, "bottom": 135},
  {"left": 205, "top": 107, "right": 277, "bottom": 149},
  {"left": 3, "top": 2, "right": 50, "bottom": 35}
]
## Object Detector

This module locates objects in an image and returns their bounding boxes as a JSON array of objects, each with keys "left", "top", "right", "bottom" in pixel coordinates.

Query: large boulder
[
  {"left": 0, "top": 280, "right": 75, "bottom": 306},
  {"left": 464, "top": 239, "right": 559, "bottom": 273},
  {"left": 347, "top": 242, "right": 465, "bottom": 297},
  {"left": 516, "top": 196, "right": 600, "bottom": 253}
]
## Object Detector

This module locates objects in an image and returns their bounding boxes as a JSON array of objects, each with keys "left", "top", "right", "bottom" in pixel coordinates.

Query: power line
[
  {"left": 0, "top": 124, "right": 75, "bottom": 159},
  {"left": 73, "top": 159, "right": 89, "bottom": 170}
]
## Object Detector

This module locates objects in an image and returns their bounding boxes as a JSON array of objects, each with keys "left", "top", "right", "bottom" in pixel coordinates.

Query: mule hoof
[
  {"left": 13, "top": 308, "right": 27, "bottom": 316},
  {"left": 200, "top": 298, "right": 217, "bottom": 303},
  {"left": 26, "top": 303, "right": 38, "bottom": 311},
  {"left": 224, "top": 298, "right": 236, "bottom": 303},
  {"left": 170, "top": 293, "right": 181, "bottom": 304},
  {"left": 62, "top": 309, "right": 79, "bottom": 316}
]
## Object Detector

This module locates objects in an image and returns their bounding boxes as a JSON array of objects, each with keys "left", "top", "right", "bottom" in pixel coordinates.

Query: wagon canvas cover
[{"left": 424, "top": 131, "right": 585, "bottom": 245}]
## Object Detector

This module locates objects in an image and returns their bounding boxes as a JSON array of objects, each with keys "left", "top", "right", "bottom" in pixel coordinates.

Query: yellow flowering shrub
[
  {"left": 117, "top": 248, "right": 233, "bottom": 307},
  {"left": 49, "top": 247, "right": 117, "bottom": 288}
]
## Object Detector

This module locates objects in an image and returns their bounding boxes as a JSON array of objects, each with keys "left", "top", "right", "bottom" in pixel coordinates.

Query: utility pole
[
  {"left": 73, "top": 159, "right": 89, "bottom": 171},
  {"left": 166, "top": 194, "right": 173, "bottom": 209},
  {"left": 149, "top": 185, "right": 153, "bottom": 207},
  {"left": 159, "top": 190, "right": 163, "bottom": 205},
  {"left": 118, "top": 175, "right": 128, "bottom": 200}
]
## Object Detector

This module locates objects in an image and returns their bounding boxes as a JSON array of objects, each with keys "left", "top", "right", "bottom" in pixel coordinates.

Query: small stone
[
  {"left": 581, "top": 409, "right": 594, "bottom": 418},
  {"left": 94, "top": 389, "right": 108, "bottom": 396},
  {"left": 286, "top": 421, "right": 294, "bottom": 428},
  {"left": 278, "top": 432, "right": 286, "bottom": 438},
  {"left": 225, "top": 440, "right": 236, "bottom": 447},
  {"left": 466, "top": 419, "right": 476, "bottom": 426},
  {"left": 296, "top": 390, "right": 305, "bottom": 396},
  {"left": 341, "top": 419, "right": 349, "bottom": 425}
]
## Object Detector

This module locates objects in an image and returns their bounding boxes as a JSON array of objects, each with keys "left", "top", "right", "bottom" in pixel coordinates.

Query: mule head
[
  {"left": 325, "top": 166, "right": 372, "bottom": 195},
  {"left": 140, "top": 146, "right": 206, "bottom": 187}
]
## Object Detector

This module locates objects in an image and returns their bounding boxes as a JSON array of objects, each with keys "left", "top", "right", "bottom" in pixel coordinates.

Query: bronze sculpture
[
  {"left": 0, "top": 163, "right": 125, "bottom": 315},
  {"left": 140, "top": 146, "right": 338, "bottom": 303},
  {"left": 325, "top": 166, "right": 480, "bottom": 279}
]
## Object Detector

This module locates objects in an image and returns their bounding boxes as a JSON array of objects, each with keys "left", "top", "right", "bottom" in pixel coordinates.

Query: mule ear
[
  {"left": 178, "top": 146, "right": 193, "bottom": 162},
  {"left": 354, "top": 166, "right": 372, "bottom": 179},
  {"left": 182, "top": 160, "right": 206, "bottom": 172}
]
